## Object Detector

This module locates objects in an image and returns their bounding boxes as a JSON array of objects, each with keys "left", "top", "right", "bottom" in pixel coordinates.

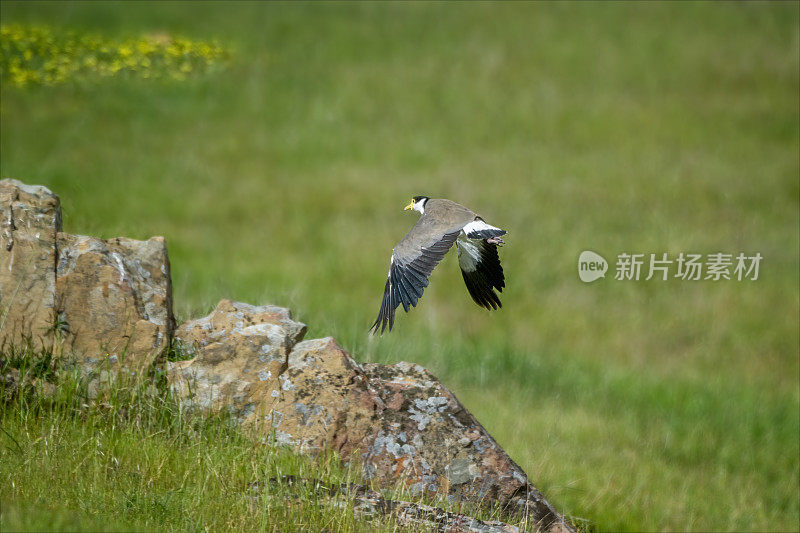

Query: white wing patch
[
  {"left": 462, "top": 219, "right": 506, "bottom": 239},
  {"left": 456, "top": 239, "right": 480, "bottom": 272}
]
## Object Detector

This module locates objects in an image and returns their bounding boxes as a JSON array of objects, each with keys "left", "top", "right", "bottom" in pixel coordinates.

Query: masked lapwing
[{"left": 370, "top": 196, "right": 506, "bottom": 334}]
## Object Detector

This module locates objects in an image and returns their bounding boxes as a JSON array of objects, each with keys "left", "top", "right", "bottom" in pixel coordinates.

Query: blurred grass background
[{"left": 1, "top": 1, "right": 798, "bottom": 531}]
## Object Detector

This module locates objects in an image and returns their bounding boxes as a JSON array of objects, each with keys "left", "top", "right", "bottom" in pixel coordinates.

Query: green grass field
[{"left": 1, "top": 1, "right": 798, "bottom": 531}]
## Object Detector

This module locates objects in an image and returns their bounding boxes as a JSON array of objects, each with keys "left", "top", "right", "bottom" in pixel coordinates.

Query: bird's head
[{"left": 404, "top": 196, "right": 429, "bottom": 214}]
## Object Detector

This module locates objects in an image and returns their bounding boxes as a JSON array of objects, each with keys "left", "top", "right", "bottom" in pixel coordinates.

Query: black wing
[
  {"left": 457, "top": 238, "right": 505, "bottom": 310},
  {"left": 370, "top": 230, "right": 461, "bottom": 335}
]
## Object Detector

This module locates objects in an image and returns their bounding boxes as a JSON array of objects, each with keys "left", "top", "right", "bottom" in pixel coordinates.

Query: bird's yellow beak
[{"left": 404, "top": 200, "right": 414, "bottom": 211}]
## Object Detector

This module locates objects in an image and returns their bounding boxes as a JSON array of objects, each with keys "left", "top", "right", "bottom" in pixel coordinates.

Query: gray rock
[
  {"left": 262, "top": 475, "right": 527, "bottom": 532},
  {"left": 359, "top": 361, "right": 570, "bottom": 530}
]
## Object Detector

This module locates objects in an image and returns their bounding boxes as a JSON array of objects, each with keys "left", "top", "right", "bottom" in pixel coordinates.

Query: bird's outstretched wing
[
  {"left": 370, "top": 230, "right": 461, "bottom": 335},
  {"left": 456, "top": 237, "right": 505, "bottom": 310}
]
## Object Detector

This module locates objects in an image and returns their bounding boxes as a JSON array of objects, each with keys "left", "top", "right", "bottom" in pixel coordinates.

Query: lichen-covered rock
[
  {"left": 263, "top": 337, "right": 380, "bottom": 453},
  {"left": 168, "top": 299, "right": 307, "bottom": 422},
  {"left": 0, "top": 179, "right": 62, "bottom": 351},
  {"left": 270, "top": 350, "right": 569, "bottom": 530},
  {"left": 55, "top": 233, "right": 174, "bottom": 373},
  {"left": 359, "top": 362, "right": 569, "bottom": 531}
]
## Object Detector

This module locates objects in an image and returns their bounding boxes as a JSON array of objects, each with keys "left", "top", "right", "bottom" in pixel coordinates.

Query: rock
[
  {"left": 169, "top": 301, "right": 573, "bottom": 531},
  {"left": 277, "top": 343, "right": 570, "bottom": 531},
  {"left": 0, "top": 179, "right": 62, "bottom": 351},
  {"left": 359, "top": 362, "right": 569, "bottom": 531},
  {"left": 1, "top": 367, "right": 21, "bottom": 403},
  {"left": 0, "top": 179, "right": 174, "bottom": 374},
  {"left": 55, "top": 233, "right": 174, "bottom": 374},
  {"left": 168, "top": 299, "right": 307, "bottom": 422},
  {"left": 262, "top": 475, "right": 526, "bottom": 533},
  {"left": 264, "top": 337, "right": 380, "bottom": 452}
]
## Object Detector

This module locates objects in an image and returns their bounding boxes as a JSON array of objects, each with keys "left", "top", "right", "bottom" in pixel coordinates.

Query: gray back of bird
[{"left": 394, "top": 199, "right": 475, "bottom": 259}]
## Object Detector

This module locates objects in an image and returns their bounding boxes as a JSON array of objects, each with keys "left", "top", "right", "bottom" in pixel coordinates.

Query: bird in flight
[{"left": 370, "top": 196, "right": 506, "bottom": 334}]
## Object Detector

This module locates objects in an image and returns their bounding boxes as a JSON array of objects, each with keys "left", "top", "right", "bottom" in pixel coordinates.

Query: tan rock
[
  {"left": 168, "top": 299, "right": 307, "bottom": 422},
  {"left": 55, "top": 233, "right": 174, "bottom": 373},
  {"left": 0, "top": 179, "right": 62, "bottom": 351},
  {"left": 263, "top": 337, "right": 380, "bottom": 453}
]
